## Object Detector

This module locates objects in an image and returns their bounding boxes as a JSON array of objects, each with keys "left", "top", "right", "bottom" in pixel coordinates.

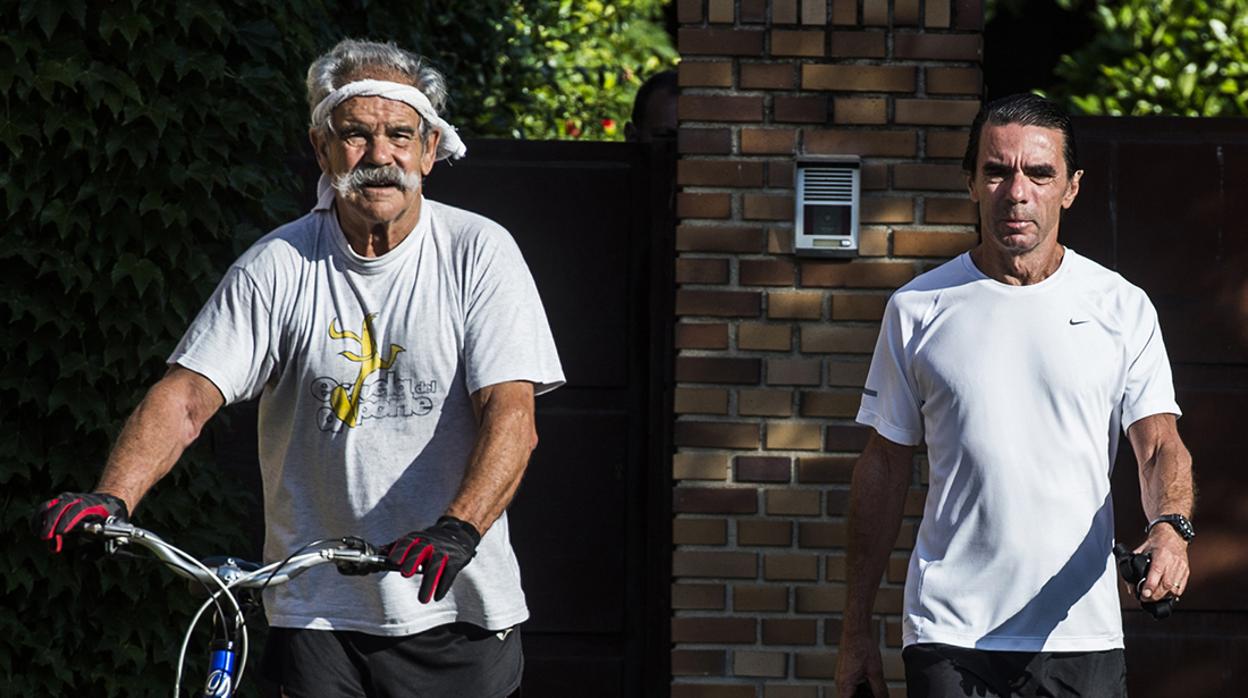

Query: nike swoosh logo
[{"left": 1069, "top": 319, "right": 1090, "bottom": 325}]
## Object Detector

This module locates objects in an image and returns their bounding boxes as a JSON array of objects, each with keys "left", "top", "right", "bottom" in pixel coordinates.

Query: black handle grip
[{"left": 1113, "top": 544, "right": 1174, "bottom": 619}]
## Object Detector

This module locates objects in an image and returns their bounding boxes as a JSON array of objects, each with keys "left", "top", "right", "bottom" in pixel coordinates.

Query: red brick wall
[{"left": 671, "top": 1, "right": 983, "bottom": 695}]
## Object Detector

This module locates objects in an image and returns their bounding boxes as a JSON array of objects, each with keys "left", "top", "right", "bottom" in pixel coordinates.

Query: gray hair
[{"left": 306, "top": 39, "right": 448, "bottom": 137}]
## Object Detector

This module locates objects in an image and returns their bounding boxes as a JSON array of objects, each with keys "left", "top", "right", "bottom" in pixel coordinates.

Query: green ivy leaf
[
  {"left": 137, "top": 191, "right": 162, "bottom": 216},
  {"left": 174, "top": 3, "right": 228, "bottom": 39},
  {"left": 42, "top": 106, "right": 96, "bottom": 150},
  {"left": 98, "top": 9, "right": 153, "bottom": 48},
  {"left": 134, "top": 258, "right": 163, "bottom": 297},
  {"left": 0, "top": 50, "right": 34, "bottom": 94},
  {"left": 64, "top": 0, "right": 87, "bottom": 28},
  {"left": 21, "top": 0, "right": 65, "bottom": 38},
  {"left": 32, "top": 56, "right": 83, "bottom": 101},
  {"left": 0, "top": 118, "right": 38, "bottom": 159}
]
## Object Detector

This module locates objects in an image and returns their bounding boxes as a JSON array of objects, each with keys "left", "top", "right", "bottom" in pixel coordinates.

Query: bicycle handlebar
[
  {"left": 73, "top": 518, "right": 395, "bottom": 697},
  {"left": 82, "top": 518, "right": 395, "bottom": 588}
]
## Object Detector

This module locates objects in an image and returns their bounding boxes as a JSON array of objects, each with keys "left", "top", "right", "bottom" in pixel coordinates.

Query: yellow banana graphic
[{"left": 327, "top": 314, "right": 404, "bottom": 427}]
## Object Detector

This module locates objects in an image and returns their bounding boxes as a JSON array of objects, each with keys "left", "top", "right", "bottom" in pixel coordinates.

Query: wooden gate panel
[{"left": 424, "top": 139, "right": 674, "bottom": 697}]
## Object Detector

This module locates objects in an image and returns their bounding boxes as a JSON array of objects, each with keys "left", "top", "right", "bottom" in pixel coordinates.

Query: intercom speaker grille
[{"left": 801, "top": 168, "right": 854, "bottom": 204}]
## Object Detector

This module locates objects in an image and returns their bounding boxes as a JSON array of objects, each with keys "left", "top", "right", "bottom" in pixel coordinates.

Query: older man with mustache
[
  {"left": 836, "top": 94, "right": 1195, "bottom": 698},
  {"left": 35, "top": 39, "right": 564, "bottom": 698}
]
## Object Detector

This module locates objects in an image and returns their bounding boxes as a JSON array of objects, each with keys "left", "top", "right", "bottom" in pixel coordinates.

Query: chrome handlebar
[{"left": 82, "top": 519, "right": 393, "bottom": 588}]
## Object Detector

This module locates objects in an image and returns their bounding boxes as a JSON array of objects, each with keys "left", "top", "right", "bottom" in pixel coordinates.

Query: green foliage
[
  {"left": 2, "top": 0, "right": 313, "bottom": 694},
  {"left": 504, "top": 0, "right": 678, "bottom": 140},
  {"left": 2, "top": 1, "right": 672, "bottom": 694},
  {"left": 291, "top": 1, "right": 676, "bottom": 140},
  {"left": 1048, "top": 0, "right": 1248, "bottom": 116}
]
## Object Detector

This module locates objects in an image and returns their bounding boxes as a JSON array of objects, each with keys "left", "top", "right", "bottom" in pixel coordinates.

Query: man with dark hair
[
  {"left": 625, "top": 70, "right": 677, "bottom": 142},
  {"left": 35, "top": 38, "right": 564, "bottom": 697},
  {"left": 835, "top": 93, "right": 1195, "bottom": 697}
]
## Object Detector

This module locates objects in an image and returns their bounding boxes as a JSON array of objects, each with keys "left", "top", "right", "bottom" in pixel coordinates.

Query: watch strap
[{"left": 1146, "top": 514, "right": 1194, "bottom": 541}]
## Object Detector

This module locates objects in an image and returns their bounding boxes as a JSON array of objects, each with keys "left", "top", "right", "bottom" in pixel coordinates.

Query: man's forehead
[
  {"left": 981, "top": 123, "right": 1064, "bottom": 151},
  {"left": 333, "top": 95, "right": 423, "bottom": 125},
  {"left": 979, "top": 123, "right": 1065, "bottom": 165}
]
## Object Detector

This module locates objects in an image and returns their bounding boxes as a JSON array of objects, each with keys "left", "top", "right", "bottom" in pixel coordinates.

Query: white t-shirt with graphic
[
  {"left": 170, "top": 196, "right": 565, "bottom": 636},
  {"left": 857, "top": 249, "right": 1179, "bottom": 652}
]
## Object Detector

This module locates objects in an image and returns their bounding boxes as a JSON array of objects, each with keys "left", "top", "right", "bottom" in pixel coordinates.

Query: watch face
[{"left": 1177, "top": 517, "right": 1195, "bottom": 539}]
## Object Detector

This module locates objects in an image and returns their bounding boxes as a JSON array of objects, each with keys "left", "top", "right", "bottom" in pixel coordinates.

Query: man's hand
[
  {"left": 835, "top": 629, "right": 888, "bottom": 698},
  {"left": 33, "top": 492, "right": 129, "bottom": 553},
  {"left": 385, "top": 516, "right": 481, "bottom": 603},
  {"left": 1133, "top": 525, "right": 1189, "bottom": 600}
]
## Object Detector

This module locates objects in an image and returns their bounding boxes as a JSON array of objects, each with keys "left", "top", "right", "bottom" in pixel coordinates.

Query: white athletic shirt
[
  {"left": 169, "top": 195, "right": 565, "bottom": 636},
  {"left": 857, "top": 249, "right": 1180, "bottom": 651}
]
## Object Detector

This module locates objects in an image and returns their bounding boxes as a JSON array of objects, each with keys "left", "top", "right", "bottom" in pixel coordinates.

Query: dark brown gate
[
  {"left": 425, "top": 139, "right": 675, "bottom": 697},
  {"left": 1065, "top": 116, "right": 1248, "bottom": 697}
]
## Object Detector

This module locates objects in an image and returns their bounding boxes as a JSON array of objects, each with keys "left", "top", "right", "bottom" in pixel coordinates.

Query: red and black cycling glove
[
  {"left": 34, "top": 492, "right": 129, "bottom": 553},
  {"left": 384, "top": 516, "right": 481, "bottom": 603}
]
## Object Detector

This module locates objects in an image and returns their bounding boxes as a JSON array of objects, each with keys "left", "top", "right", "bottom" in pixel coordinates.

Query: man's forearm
[
  {"left": 843, "top": 432, "right": 913, "bottom": 633},
  {"left": 444, "top": 382, "right": 537, "bottom": 535},
  {"left": 1140, "top": 438, "right": 1194, "bottom": 519},
  {"left": 96, "top": 367, "right": 223, "bottom": 511},
  {"left": 1131, "top": 415, "right": 1195, "bottom": 521}
]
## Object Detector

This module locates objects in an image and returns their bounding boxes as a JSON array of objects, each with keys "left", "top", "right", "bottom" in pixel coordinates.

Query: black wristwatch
[{"left": 1146, "top": 514, "right": 1195, "bottom": 542}]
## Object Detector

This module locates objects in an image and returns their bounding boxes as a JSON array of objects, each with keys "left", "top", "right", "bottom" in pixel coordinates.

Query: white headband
[{"left": 311, "top": 79, "right": 466, "bottom": 161}]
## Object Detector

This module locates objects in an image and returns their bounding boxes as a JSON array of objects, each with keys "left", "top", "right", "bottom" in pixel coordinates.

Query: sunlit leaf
[{"left": 1052, "top": 0, "right": 1248, "bottom": 116}]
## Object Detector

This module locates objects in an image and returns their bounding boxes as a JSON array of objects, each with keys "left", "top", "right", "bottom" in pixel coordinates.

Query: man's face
[
  {"left": 629, "top": 88, "right": 678, "bottom": 143},
  {"left": 968, "top": 123, "right": 1082, "bottom": 256},
  {"left": 311, "top": 96, "right": 440, "bottom": 227}
]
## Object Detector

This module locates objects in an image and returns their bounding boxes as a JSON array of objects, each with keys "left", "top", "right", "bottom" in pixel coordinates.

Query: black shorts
[
  {"left": 261, "top": 623, "right": 523, "bottom": 698},
  {"left": 903, "top": 642, "right": 1127, "bottom": 698}
]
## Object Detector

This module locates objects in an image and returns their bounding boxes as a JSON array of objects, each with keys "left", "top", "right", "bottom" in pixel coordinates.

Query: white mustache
[{"left": 333, "top": 166, "right": 421, "bottom": 195}]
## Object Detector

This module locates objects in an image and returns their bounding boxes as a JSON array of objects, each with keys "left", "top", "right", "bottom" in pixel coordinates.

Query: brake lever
[
  {"left": 1113, "top": 544, "right": 1174, "bottom": 619},
  {"left": 333, "top": 536, "right": 396, "bottom": 576},
  {"left": 82, "top": 518, "right": 131, "bottom": 556}
]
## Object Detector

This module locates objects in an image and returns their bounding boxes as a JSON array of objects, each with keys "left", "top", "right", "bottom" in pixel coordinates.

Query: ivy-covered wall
[
  {"left": 4, "top": 2, "right": 308, "bottom": 694},
  {"left": 1, "top": 1, "right": 673, "bottom": 694}
]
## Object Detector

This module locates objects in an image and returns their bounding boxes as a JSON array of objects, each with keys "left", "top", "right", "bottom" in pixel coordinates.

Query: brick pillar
[{"left": 672, "top": 1, "right": 984, "bottom": 696}]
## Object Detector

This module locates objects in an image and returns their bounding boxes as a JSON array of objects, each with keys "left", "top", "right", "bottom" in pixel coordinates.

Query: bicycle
[{"left": 77, "top": 517, "right": 395, "bottom": 697}]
